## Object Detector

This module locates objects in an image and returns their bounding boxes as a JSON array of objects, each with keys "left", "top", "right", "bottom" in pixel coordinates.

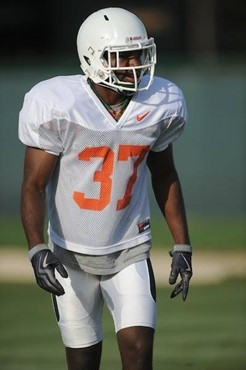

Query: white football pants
[{"left": 52, "top": 259, "right": 156, "bottom": 348}]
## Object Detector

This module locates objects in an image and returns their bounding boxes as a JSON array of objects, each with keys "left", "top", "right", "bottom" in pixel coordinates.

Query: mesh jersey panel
[
  {"left": 19, "top": 75, "right": 187, "bottom": 255},
  {"left": 46, "top": 122, "right": 156, "bottom": 253}
]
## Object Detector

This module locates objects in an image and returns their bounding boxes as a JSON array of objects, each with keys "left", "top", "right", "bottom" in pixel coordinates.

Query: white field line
[{"left": 0, "top": 248, "right": 246, "bottom": 286}]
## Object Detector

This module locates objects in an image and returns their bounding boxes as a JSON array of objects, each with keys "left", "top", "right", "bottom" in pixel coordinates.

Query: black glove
[
  {"left": 30, "top": 248, "right": 68, "bottom": 296},
  {"left": 169, "top": 246, "right": 192, "bottom": 301}
]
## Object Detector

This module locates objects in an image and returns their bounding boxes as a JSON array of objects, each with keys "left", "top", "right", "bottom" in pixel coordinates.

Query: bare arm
[
  {"left": 21, "top": 147, "right": 58, "bottom": 249},
  {"left": 148, "top": 144, "right": 192, "bottom": 300},
  {"left": 147, "top": 144, "right": 190, "bottom": 245}
]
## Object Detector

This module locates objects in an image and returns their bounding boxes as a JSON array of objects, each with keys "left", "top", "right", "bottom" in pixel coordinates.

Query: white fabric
[
  {"left": 173, "top": 244, "right": 192, "bottom": 253},
  {"left": 28, "top": 243, "right": 49, "bottom": 260},
  {"left": 19, "top": 74, "right": 187, "bottom": 255},
  {"left": 53, "top": 259, "right": 156, "bottom": 348}
]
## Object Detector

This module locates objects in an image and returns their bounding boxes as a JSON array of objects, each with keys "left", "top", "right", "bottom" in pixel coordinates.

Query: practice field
[
  {"left": 0, "top": 280, "right": 245, "bottom": 370},
  {"left": 0, "top": 215, "right": 245, "bottom": 369},
  {"left": 0, "top": 215, "right": 246, "bottom": 251}
]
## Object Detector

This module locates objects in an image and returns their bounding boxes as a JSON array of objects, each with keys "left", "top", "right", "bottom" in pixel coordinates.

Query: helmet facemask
[{"left": 96, "top": 40, "right": 156, "bottom": 93}]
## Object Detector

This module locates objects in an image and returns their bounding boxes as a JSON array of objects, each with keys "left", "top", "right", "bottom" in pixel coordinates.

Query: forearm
[
  {"left": 21, "top": 183, "right": 46, "bottom": 249},
  {"left": 152, "top": 171, "right": 190, "bottom": 245},
  {"left": 21, "top": 181, "right": 68, "bottom": 296},
  {"left": 148, "top": 147, "right": 192, "bottom": 300}
]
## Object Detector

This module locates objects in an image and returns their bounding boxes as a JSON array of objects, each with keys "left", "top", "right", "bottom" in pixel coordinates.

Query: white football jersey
[{"left": 19, "top": 75, "right": 187, "bottom": 255}]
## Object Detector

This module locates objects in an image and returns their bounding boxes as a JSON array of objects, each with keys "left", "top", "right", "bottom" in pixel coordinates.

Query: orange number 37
[{"left": 73, "top": 145, "right": 150, "bottom": 211}]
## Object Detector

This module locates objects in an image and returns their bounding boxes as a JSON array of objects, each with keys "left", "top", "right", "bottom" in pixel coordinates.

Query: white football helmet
[{"left": 77, "top": 8, "right": 156, "bottom": 93}]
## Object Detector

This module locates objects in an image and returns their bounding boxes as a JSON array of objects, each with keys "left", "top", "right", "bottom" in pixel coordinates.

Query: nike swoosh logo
[
  {"left": 136, "top": 111, "right": 150, "bottom": 122},
  {"left": 181, "top": 253, "right": 191, "bottom": 272},
  {"left": 42, "top": 253, "right": 49, "bottom": 268}
]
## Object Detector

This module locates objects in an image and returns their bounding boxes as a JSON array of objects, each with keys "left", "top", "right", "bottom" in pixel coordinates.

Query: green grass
[
  {"left": 0, "top": 215, "right": 245, "bottom": 250},
  {"left": 0, "top": 280, "right": 245, "bottom": 370},
  {"left": 151, "top": 215, "right": 246, "bottom": 250},
  {"left": 0, "top": 216, "right": 28, "bottom": 247}
]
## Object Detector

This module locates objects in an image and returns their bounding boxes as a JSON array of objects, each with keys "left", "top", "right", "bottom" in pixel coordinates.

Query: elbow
[
  {"left": 151, "top": 168, "right": 178, "bottom": 187},
  {"left": 21, "top": 178, "right": 47, "bottom": 197}
]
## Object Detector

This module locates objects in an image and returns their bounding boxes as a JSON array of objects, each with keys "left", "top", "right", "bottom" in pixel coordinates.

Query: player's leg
[
  {"left": 65, "top": 342, "right": 102, "bottom": 370},
  {"left": 52, "top": 266, "right": 104, "bottom": 370},
  {"left": 117, "top": 326, "right": 154, "bottom": 370},
  {"left": 101, "top": 258, "right": 156, "bottom": 370}
]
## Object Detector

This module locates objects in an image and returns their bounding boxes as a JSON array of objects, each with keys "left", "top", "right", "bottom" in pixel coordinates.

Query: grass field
[
  {"left": 0, "top": 215, "right": 245, "bottom": 369},
  {"left": 0, "top": 280, "right": 245, "bottom": 370},
  {"left": 0, "top": 215, "right": 245, "bottom": 250}
]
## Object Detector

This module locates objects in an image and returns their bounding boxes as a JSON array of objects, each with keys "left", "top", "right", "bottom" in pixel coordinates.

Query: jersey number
[{"left": 73, "top": 145, "right": 150, "bottom": 211}]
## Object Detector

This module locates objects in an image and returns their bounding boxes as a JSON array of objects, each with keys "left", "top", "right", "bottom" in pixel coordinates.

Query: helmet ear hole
[{"left": 83, "top": 56, "right": 91, "bottom": 66}]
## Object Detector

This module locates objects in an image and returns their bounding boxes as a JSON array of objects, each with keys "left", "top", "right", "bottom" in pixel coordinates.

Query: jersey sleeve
[
  {"left": 18, "top": 87, "right": 63, "bottom": 155},
  {"left": 151, "top": 87, "right": 188, "bottom": 152}
]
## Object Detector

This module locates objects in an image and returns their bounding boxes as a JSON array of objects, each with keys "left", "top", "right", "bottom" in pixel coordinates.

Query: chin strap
[
  {"left": 95, "top": 80, "right": 135, "bottom": 96},
  {"left": 88, "top": 76, "right": 136, "bottom": 96}
]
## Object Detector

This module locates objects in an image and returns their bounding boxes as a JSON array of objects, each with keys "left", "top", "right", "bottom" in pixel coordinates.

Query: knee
[
  {"left": 117, "top": 327, "right": 154, "bottom": 368},
  {"left": 122, "top": 338, "right": 153, "bottom": 370},
  {"left": 65, "top": 342, "right": 102, "bottom": 370},
  {"left": 128, "top": 337, "right": 152, "bottom": 357}
]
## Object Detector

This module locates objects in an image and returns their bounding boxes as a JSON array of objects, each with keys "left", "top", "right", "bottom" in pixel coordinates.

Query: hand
[
  {"left": 31, "top": 248, "right": 68, "bottom": 296},
  {"left": 169, "top": 248, "right": 192, "bottom": 301}
]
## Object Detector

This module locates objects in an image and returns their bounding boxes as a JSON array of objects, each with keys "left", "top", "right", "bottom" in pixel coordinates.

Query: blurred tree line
[{"left": 0, "top": 0, "right": 245, "bottom": 59}]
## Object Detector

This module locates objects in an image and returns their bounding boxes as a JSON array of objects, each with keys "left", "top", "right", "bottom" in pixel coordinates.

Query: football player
[{"left": 19, "top": 7, "right": 192, "bottom": 370}]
